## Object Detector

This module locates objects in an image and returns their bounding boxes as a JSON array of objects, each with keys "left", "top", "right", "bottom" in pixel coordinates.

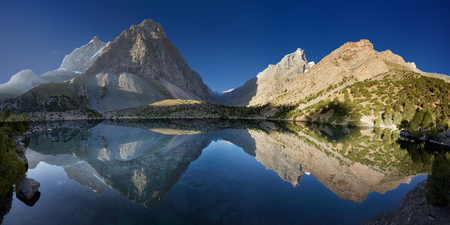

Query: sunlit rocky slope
[{"left": 213, "top": 48, "right": 313, "bottom": 106}]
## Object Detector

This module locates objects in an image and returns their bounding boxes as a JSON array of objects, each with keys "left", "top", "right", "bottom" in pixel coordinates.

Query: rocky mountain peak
[
  {"left": 9, "top": 69, "right": 39, "bottom": 84},
  {"left": 89, "top": 36, "right": 104, "bottom": 45},
  {"left": 268, "top": 39, "right": 425, "bottom": 106},
  {"left": 83, "top": 19, "right": 212, "bottom": 101},
  {"left": 0, "top": 69, "right": 40, "bottom": 96},
  {"left": 124, "top": 19, "right": 167, "bottom": 41},
  {"left": 342, "top": 39, "right": 374, "bottom": 50},
  {"left": 58, "top": 37, "right": 106, "bottom": 73},
  {"left": 257, "top": 48, "right": 309, "bottom": 80},
  {"left": 215, "top": 48, "right": 311, "bottom": 106}
]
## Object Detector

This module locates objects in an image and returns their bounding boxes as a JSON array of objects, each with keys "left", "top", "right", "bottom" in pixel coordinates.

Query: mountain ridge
[
  {"left": 213, "top": 48, "right": 312, "bottom": 106},
  {"left": 0, "top": 37, "right": 107, "bottom": 100},
  {"left": 0, "top": 19, "right": 213, "bottom": 114}
]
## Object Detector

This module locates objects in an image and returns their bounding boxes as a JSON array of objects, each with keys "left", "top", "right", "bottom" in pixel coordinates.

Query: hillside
[
  {"left": 273, "top": 63, "right": 450, "bottom": 128},
  {"left": 262, "top": 40, "right": 419, "bottom": 107},
  {"left": 104, "top": 99, "right": 265, "bottom": 120}
]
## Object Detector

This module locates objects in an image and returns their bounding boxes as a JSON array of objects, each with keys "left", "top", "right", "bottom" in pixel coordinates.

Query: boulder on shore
[{"left": 16, "top": 178, "right": 40, "bottom": 200}]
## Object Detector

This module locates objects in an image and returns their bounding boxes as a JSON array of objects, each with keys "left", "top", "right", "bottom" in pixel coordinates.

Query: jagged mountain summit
[
  {"left": 213, "top": 48, "right": 312, "bottom": 106},
  {"left": 0, "top": 37, "right": 106, "bottom": 100},
  {"left": 41, "top": 36, "right": 107, "bottom": 81},
  {"left": 214, "top": 39, "right": 449, "bottom": 109},
  {"left": 71, "top": 19, "right": 212, "bottom": 112},
  {"left": 252, "top": 39, "right": 429, "bottom": 107},
  {"left": 1, "top": 19, "right": 213, "bottom": 114}
]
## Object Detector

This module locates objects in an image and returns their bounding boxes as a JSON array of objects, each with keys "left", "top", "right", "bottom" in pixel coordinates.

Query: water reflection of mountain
[{"left": 26, "top": 119, "right": 436, "bottom": 207}]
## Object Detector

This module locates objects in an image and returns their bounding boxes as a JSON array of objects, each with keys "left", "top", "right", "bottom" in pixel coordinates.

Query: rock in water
[{"left": 16, "top": 178, "right": 40, "bottom": 200}]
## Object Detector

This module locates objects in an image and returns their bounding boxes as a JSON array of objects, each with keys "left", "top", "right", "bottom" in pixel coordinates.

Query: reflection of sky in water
[{"left": 3, "top": 137, "right": 426, "bottom": 225}]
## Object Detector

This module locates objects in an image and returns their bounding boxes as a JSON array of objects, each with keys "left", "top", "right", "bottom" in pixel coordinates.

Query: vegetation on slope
[
  {"left": 0, "top": 109, "right": 30, "bottom": 197},
  {"left": 0, "top": 82, "right": 88, "bottom": 114},
  {"left": 105, "top": 99, "right": 267, "bottom": 120},
  {"left": 279, "top": 121, "right": 449, "bottom": 176},
  {"left": 272, "top": 63, "right": 450, "bottom": 140}
]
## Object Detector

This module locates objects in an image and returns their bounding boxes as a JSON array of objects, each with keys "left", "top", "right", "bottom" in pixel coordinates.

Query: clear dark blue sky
[{"left": 1, "top": 0, "right": 449, "bottom": 92}]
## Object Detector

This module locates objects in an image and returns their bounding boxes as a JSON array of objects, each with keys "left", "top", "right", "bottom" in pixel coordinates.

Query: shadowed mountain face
[
  {"left": 0, "top": 37, "right": 106, "bottom": 100},
  {"left": 25, "top": 119, "right": 436, "bottom": 209}
]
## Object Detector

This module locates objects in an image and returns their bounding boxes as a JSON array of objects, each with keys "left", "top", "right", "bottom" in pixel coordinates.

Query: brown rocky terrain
[
  {"left": 268, "top": 39, "right": 419, "bottom": 106},
  {"left": 363, "top": 180, "right": 450, "bottom": 225},
  {"left": 215, "top": 48, "right": 311, "bottom": 106}
]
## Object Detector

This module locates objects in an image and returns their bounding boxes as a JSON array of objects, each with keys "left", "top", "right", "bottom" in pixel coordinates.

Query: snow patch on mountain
[{"left": 223, "top": 89, "right": 234, "bottom": 94}]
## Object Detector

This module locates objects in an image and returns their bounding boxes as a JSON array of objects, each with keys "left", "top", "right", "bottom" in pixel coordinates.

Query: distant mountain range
[
  {"left": 0, "top": 19, "right": 449, "bottom": 128},
  {"left": 0, "top": 37, "right": 106, "bottom": 100}
]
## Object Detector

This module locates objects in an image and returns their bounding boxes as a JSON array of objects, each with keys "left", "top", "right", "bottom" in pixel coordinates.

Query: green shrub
[{"left": 0, "top": 131, "right": 26, "bottom": 198}]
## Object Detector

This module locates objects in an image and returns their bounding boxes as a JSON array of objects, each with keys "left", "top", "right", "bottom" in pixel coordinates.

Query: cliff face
[
  {"left": 215, "top": 48, "right": 311, "bottom": 106},
  {"left": 84, "top": 19, "right": 211, "bottom": 102},
  {"left": 57, "top": 36, "right": 106, "bottom": 73}
]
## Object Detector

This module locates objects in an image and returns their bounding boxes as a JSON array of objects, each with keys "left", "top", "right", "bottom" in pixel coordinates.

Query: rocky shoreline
[
  {"left": 400, "top": 130, "right": 450, "bottom": 148},
  {"left": 10, "top": 126, "right": 44, "bottom": 204},
  {"left": 363, "top": 180, "right": 450, "bottom": 225}
]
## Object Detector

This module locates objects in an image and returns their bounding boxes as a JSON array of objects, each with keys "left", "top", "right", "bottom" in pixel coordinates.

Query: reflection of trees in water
[
  {"left": 105, "top": 118, "right": 268, "bottom": 134},
  {"left": 276, "top": 121, "right": 446, "bottom": 175},
  {"left": 0, "top": 192, "right": 12, "bottom": 224},
  {"left": 402, "top": 142, "right": 431, "bottom": 164}
]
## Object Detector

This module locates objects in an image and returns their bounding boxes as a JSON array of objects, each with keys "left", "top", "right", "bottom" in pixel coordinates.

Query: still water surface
[{"left": 2, "top": 120, "right": 440, "bottom": 225}]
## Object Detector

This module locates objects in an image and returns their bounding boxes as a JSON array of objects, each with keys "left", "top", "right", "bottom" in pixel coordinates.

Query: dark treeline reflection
[{"left": 23, "top": 119, "right": 448, "bottom": 209}]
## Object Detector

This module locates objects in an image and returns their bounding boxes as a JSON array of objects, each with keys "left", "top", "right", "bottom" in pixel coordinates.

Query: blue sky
[{"left": 0, "top": 0, "right": 449, "bottom": 92}]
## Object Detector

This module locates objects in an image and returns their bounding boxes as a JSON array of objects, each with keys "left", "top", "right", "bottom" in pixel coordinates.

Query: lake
[{"left": 1, "top": 119, "right": 441, "bottom": 225}]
